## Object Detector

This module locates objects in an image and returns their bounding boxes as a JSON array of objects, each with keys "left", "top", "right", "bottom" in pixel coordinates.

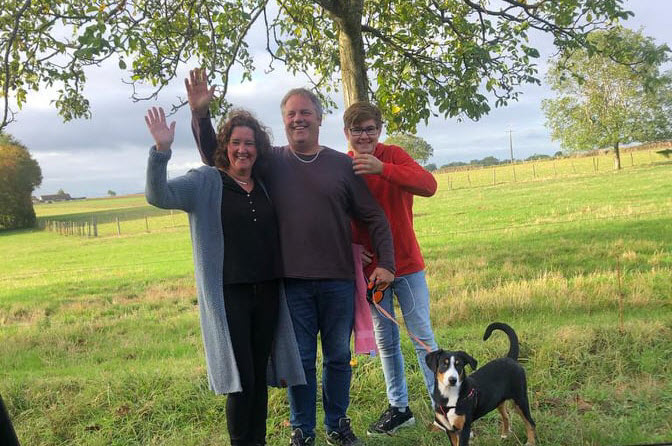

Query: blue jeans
[
  {"left": 284, "top": 278, "right": 355, "bottom": 437},
  {"left": 370, "top": 270, "right": 438, "bottom": 408}
]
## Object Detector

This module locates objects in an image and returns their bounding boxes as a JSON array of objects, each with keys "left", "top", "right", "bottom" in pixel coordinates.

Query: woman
[{"left": 144, "top": 106, "right": 304, "bottom": 446}]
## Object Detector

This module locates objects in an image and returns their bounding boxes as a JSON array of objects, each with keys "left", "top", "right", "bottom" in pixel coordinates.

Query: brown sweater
[{"left": 192, "top": 115, "right": 395, "bottom": 280}]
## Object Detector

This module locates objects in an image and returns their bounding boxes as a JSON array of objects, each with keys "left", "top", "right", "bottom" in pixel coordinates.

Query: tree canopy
[
  {"left": 542, "top": 27, "right": 672, "bottom": 169},
  {"left": 0, "top": 134, "right": 42, "bottom": 230},
  {"left": 384, "top": 133, "right": 433, "bottom": 164},
  {"left": 2, "top": 0, "right": 637, "bottom": 133}
]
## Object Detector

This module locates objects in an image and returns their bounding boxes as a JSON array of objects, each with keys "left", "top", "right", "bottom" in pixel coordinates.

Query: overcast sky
[{"left": 7, "top": 0, "right": 671, "bottom": 198}]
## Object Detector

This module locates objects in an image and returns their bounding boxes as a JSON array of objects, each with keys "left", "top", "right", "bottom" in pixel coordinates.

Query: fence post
[
  {"left": 492, "top": 167, "right": 496, "bottom": 186},
  {"left": 532, "top": 163, "right": 536, "bottom": 178},
  {"left": 116, "top": 217, "right": 121, "bottom": 236},
  {"left": 512, "top": 164, "right": 517, "bottom": 182},
  {"left": 145, "top": 216, "right": 149, "bottom": 232},
  {"left": 630, "top": 152, "right": 634, "bottom": 167},
  {"left": 467, "top": 173, "right": 471, "bottom": 187},
  {"left": 170, "top": 209, "right": 176, "bottom": 227},
  {"left": 93, "top": 218, "right": 98, "bottom": 237}
]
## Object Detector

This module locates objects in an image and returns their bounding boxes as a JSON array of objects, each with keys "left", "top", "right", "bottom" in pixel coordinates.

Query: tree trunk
[
  {"left": 333, "top": 0, "right": 369, "bottom": 107},
  {"left": 613, "top": 141, "right": 622, "bottom": 170}
]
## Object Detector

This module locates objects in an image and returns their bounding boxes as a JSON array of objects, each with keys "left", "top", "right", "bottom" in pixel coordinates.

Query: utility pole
[
  {"left": 508, "top": 129, "right": 514, "bottom": 163},
  {"left": 507, "top": 129, "right": 516, "bottom": 182}
]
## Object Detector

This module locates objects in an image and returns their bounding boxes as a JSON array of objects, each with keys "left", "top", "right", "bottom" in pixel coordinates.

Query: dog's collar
[{"left": 439, "top": 387, "right": 477, "bottom": 415}]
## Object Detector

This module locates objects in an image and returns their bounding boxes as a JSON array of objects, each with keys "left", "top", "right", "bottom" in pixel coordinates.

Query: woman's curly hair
[{"left": 215, "top": 109, "right": 272, "bottom": 171}]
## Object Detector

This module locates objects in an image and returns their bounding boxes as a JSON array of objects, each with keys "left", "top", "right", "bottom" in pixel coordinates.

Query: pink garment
[{"left": 352, "top": 243, "right": 378, "bottom": 355}]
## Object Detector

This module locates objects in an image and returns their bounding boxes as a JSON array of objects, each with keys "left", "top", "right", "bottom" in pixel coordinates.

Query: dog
[{"left": 425, "top": 322, "right": 536, "bottom": 446}]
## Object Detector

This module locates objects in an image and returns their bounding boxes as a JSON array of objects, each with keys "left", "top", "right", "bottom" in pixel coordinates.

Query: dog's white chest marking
[
  {"left": 437, "top": 356, "right": 462, "bottom": 429},
  {"left": 444, "top": 388, "right": 460, "bottom": 427}
]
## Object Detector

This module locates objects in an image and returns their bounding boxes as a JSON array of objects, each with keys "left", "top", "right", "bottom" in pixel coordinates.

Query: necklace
[
  {"left": 291, "top": 147, "right": 322, "bottom": 164},
  {"left": 224, "top": 170, "right": 252, "bottom": 186}
]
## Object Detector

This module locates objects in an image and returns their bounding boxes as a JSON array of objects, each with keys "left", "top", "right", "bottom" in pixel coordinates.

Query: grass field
[{"left": 1, "top": 156, "right": 671, "bottom": 445}]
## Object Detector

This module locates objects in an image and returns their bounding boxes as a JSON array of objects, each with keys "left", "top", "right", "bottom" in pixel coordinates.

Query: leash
[{"left": 367, "top": 279, "right": 433, "bottom": 353}]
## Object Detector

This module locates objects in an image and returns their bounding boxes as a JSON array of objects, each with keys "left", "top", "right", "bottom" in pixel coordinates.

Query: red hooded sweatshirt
[{"left": 349, "top": 142, "right": 437, "bottom": 277}]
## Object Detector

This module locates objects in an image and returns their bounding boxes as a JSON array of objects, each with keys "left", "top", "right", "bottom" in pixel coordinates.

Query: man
[
  {"left": 344, "top": 101, "right": 439, "bottom": 436},
  {"left": 186, "top": 69, "right": 395, "bottom": 446}
]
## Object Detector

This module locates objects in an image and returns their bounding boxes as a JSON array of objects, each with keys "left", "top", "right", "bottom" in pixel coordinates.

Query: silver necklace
[
  {"left": 225, "top": 170, "right": 251, "bottom": 185},
  {"left": 291, "top": 147, "right": 322, "bottom": 164}
]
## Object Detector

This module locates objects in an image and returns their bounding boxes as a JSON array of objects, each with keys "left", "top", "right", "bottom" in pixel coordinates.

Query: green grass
[{"left": 2, "top": 160, "right": 671, "bottom": 445}]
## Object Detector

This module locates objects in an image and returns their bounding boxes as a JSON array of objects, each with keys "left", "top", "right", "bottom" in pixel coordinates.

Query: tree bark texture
[
  {"left": 613, "top": 141, "right": 622, "bottom": 170},
  {"left": 333, "top": 0, "right": 369, "bottom": 107}
]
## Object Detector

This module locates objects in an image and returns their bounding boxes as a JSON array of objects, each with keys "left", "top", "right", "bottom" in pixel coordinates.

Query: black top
[{"left": 220, "top": 171, "right": 283, "bottom": 284}]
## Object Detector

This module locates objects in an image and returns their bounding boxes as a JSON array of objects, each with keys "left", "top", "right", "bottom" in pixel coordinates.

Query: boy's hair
[{"left": 343, "top": 101, "right": 383, "bottom": 129}]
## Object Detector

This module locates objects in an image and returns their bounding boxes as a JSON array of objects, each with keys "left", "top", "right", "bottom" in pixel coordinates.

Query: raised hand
[
  {"left": 145, "top": 107, "right": 176, "bottom": 152},
  {"left": 185, "top": 68, "right": 216, "bottom": 118}
]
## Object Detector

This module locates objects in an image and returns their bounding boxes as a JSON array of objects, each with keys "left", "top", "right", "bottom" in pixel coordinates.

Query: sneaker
[
  {"left": 326, "top": 417, "right": 361, "bottom": 445},
  {"left": 367, "top": 405, "right": 416, "bottom": 436},
  {"left": 290, "top": 428, "right": 314, "bottom": 446}
]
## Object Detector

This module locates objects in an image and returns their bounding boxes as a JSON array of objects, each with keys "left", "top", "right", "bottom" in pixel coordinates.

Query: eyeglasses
[{"left": 349, "top": 126, "right": 379, "bottom": 136}]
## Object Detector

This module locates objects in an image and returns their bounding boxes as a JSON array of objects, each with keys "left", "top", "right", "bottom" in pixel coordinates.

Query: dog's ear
[
  {"left": 425, "top": 349, "right": 443, "bottom": 371},
  {"left": 457, "top": 351, "right": 478, "bottom": 370}
]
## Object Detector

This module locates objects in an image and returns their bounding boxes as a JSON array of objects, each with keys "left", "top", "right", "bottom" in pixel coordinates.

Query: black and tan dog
[{"left": 425, "top": 322, "right": 536, "bottom": 446}]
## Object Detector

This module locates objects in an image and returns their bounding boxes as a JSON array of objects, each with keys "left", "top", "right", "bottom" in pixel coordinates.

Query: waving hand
[
  {"left": 185, "top": 68, "right": 216, "bottom": 118},
  {"left": 145, "top": 107, "right": 176, "bottom": 152}
]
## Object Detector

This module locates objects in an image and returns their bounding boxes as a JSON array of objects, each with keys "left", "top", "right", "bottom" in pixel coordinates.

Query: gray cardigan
[{"left": 145, "top": 147, "right": 306, "bottom": 394}]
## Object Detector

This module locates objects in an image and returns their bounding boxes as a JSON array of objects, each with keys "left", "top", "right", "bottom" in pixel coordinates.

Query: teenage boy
[{"left": 344, "top": 101, "right": 439, "bottom": 436}]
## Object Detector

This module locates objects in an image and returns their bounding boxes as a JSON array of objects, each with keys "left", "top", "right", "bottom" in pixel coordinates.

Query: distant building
[{"left": 39, "top": 192, "right": 72, "bottom": 202}]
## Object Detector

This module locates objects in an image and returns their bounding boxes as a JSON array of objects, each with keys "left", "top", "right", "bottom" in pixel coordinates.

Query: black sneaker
[
  {"left": 290, "top": 428, "right": 314, "bottom": 446},
  {"left": 367, "top": 405, "right": 416, "bottom": 436},
  {"left": 326, "top": 417, "right": 361, "bottom": 446}
]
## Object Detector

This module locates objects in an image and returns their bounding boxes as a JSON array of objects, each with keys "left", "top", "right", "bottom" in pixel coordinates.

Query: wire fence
[
  {"left": 40, "top": 209, "right": 189, "bottom": 238},
  {"left": 14, "top": 204, "right": 670, "bottom": 284},
  {"left": 36, "top": 149, "right": 671, "bottom": 240},
  {"left": 438, "top": 149, "right": 669, "bottom": 190}
]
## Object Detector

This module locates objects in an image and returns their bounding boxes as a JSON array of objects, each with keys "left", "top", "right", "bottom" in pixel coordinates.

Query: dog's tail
[{"left": 483, "top": 322, "right": 519, "bottom": 360}]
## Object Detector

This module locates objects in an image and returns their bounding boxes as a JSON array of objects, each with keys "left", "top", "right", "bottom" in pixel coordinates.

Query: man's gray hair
[{"left": 280, "top": 88, "right": 323, "bottom": 120}]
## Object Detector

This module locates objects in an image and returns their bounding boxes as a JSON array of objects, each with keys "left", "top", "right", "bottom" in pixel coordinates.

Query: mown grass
[{"left": 1, "top": 160, "right": 671, "bottom": 445}]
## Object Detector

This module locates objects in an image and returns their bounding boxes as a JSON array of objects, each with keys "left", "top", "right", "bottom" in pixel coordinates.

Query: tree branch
[{"left": 2, "top": 0, "right": 32, "bottom": 132}]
